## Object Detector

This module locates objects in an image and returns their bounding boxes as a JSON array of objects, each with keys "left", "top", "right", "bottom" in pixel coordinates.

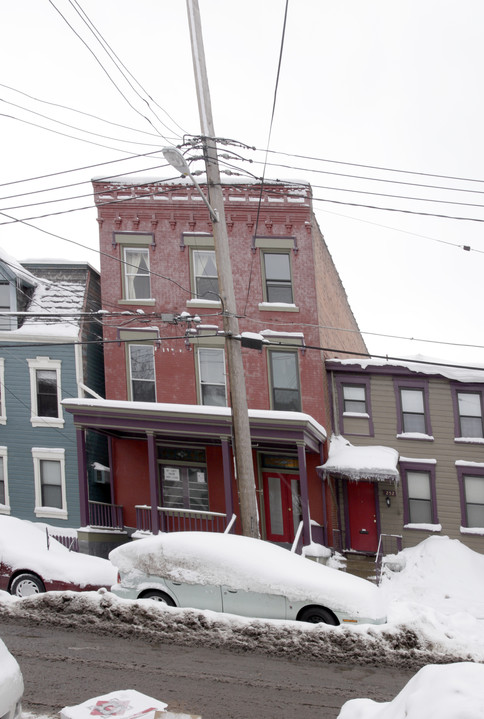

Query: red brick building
[{"left": 64, "top": 178, "right": 367, "bottom": 554}]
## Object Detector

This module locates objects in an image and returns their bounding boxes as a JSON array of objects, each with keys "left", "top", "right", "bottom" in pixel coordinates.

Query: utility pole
[{"left": 186, "top": 0, "right": 260, "bottom": 538}]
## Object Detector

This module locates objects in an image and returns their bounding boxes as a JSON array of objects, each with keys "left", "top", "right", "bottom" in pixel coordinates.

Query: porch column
[
  {"left": 108, "top": 436, "right": 115, "bottom": 503},
  {"left": 297, "top": 442, "right": 311, "bottom": 546},
  {"left": 76, "top": 427, "right": 89, "bottom": 527},
  {"left": 221, "top": 437, "right": 234, "bottom": 525},
  {"left": 147, "top": 432, "right": 161, "bottom": 534},
  {"left": 319, "top": 441, "right": 328, "bottom": 546}
]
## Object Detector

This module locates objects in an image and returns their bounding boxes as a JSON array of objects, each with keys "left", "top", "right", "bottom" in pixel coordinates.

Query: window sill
[
  {"left": 186, "top": 299, "right": 222, "bottom": 309},
  {"left": 396, "top": 432, "right": 434, "bottom": 441},
  {"left": 0, "top": 506, "right": 10, "bottom": 515},
  {"left": 118, "top": 299, "right": 156, "bottom": 306},
  {"left": 0, "top": 418, "right": 5, "bottom": 425},
  {"left": 454, "top": 437, "right": 484, "bottom": 444},
  {"left": 31, "top": 418, "right": 65, "bottom": 428},
  {"left": 258, "top": 302, "right": 299, "bottom": 312},
  {"left": 35, "top": 507, "right": 68, "bottom": 520},
  {"left": 404, "top": 523, "right": 441, "bottom": 532},
  {"left": 343, "top": 412, "right": 370, "bottom": 418},
  {"left": 460, "top": 526, "right": 484, "bottom": 536}
]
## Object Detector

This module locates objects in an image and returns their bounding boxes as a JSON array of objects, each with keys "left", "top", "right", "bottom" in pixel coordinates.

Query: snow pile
[
  {"left": 380, "top": 535, "right": 484, "bottom": 618},
  {"left": 109, "top": 532, "right": 383, "bottom": 620},
  {"left": 0, "top": 637, "right": 23, "bottom": 717},
  {"left": 337, "top": 662, "right": 484, "bottom": 718},
  {"left": 321, "top": 435, "right": 399, "bottom": 481},
  {"left": 0, "top": 516, "right": 116, "bottom": 588}
]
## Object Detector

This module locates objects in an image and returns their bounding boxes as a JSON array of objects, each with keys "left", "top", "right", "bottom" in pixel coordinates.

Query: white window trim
[
  {"left": 0, "top": 358, "right": 5, "bottom": 424},
  {"left": 0, "top": 447, "right": 10, "bottom": 514},
  {"left": 27, "top": 357, "right": 64, "bottom": 428},
  {"left": 128, "top": 343, "right": 157, "bottom": 402},
  {"left": 32, "top": 447, "right": 67, "bottom": 519},
  {"left": 197, "top": 347, "right": 227, "bottom": 407},
  {"left": 122, "top": 246, "right": 153, "bottom": 302}
]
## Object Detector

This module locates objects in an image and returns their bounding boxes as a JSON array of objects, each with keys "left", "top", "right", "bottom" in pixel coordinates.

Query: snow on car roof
[
  {"left": 0, "top": 516, "right": 116, "bottom": 588},
  {"left": 109, "top": 532, "right": 383, "bottom": 619}
]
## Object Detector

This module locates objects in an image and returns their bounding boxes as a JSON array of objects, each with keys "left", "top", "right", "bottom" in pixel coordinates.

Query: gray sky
[{"left": 1, "top": 0, "right": 484, "bottom": 366}]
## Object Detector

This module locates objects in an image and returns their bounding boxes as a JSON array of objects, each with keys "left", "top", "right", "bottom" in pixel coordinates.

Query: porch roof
[
  {"left": 317, "top": 434, "right": 400, "bottom": 482},
  {"left": 62, "top": 398, "right": 327, "bottom": 453}
]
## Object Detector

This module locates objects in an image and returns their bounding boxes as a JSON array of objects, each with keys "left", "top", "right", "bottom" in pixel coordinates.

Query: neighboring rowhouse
[
  {"left": 0, "top": 249, "right": 106, "bottom": 528},
  {"left": 323, "top": 357, "right": 484, "bottom": 556},
  {"left": 63, "top": 178, "right": 367, "bottom": 554}
]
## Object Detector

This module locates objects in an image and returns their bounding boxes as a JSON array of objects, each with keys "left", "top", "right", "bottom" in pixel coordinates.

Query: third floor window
[
  {"left": 457, "top": 392, "right": 483, "bottom": 438},
  {"left": 263, "top": 252, "right": 293, "bottom": 304},
  {"left": 123, "top": 247, "right": 151, "bottom": 300}
]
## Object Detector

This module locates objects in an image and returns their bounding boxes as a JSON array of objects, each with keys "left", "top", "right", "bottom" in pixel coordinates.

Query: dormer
[{"left": 0, "top": 248, "right": 37, "bottom": 331}]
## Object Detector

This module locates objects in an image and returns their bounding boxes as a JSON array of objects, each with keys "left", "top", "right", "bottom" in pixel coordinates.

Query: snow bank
[
  {"left": 337, "top": 662, "right": 484, "bottom": 718},
  {"left": 109, "top": 532, "right": 383, "bottom": 620}
]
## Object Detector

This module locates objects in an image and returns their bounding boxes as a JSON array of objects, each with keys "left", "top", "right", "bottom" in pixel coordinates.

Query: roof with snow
[
  {"left": 16, "top": 279, "right": 86, "bottom": 339},
  {"left": 0, "top": 246, "right": 37, "bottom": 286},
  {"left": 326, "top": 356, "right": 484, "bottom": 384},
  {"left": 319, "top": 435, "right": 400, "bottom": 482}
]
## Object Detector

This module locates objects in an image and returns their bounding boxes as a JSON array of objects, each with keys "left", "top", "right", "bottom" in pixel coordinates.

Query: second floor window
[
  {"left": 123, "top": 248, "right": 151, "bottom": 300},
  {"left": 0, "top": 452, "right": 7, "bottom": 507},
  {"left": 463, "top": 475, "right": 484, "bottom": 528},
  {"left": 192, "top": 250, "right": 219, "bottom": 301},
  {"left": 198, "top": 348, "right": 226, "bottom": 406},
  {"left": 269, "top": 350, "right": 301, "bottom": 412},
  {"left": 27, "top": 357, "right": 63, "bottom": 427},
  {"left": 457, "top": 392, "right": 483, "bottom": 438},
  {"left": 343, "top": 384, "right": 367, "bottom": 413},
  {"left": 400, "top": 388, "right": 426, "bottom": 433},
  {"left": 263, "top": 252, "right": 293, "bottom": 304},
  {"left": 128, "top": 344, "right": 156, "bottom": 402}
]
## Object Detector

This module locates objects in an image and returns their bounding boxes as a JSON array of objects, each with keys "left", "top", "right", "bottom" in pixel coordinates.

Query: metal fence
[{"left": 135, "top": 505, "right": 228, "bottom": 533}]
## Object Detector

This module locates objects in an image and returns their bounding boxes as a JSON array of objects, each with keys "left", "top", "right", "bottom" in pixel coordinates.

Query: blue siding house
[{"left": 0, "top": 249, "right": 106, "bottom": 529}]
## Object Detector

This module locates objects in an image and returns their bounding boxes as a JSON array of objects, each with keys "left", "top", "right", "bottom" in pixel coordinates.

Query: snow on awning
[{"left": 318, "top": 435, "right": 399, "bottom": 482}]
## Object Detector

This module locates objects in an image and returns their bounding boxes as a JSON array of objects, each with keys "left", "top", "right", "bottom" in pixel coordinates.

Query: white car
[
  {"left": 109, "top": 532, "right": 385, "bottom": 626},
  {"left": 0, "top": 639, "right": 23, "bottom": 719}
]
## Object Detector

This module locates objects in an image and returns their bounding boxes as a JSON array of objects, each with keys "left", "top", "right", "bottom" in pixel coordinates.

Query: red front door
[
  {"left": 262, "top": 472, "right": 301, "bottom": 543},
  {"left": 347, "top": 481, "right": 378, "bottom": 552}
]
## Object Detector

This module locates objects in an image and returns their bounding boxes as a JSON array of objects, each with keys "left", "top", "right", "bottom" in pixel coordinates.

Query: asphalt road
[{"left": 3, "top": 617, "right": 413, "bottom": 719}]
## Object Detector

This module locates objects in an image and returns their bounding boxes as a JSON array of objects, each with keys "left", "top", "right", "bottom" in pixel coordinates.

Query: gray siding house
[
  {"left": 323, "top": 358, "right": 484, "bottom": 558},
  {"left": 0, "top": 249, "right": 106, "bottom": 529}
]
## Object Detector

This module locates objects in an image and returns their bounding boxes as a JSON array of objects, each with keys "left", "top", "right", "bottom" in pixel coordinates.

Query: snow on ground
[{"left": 0, "top": 534, "right": 483, "bottom": 672}]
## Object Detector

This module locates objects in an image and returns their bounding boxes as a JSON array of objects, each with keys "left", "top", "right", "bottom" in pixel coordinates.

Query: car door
[
  {"left": 164, "top": 579, "right": 223, "bottom": 612},
  {"left": 221, "top": 586, "right": 287, "bottom": 620}
]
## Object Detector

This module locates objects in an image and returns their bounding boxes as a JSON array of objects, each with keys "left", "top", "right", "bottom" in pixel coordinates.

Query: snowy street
[{"left": 2, "top": 616, "right": 414, "bottom": 719}]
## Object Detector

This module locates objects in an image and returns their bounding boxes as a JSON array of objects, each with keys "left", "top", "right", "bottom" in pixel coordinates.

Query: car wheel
[
  {"left": 139, "top": 590, "right": 175, "bottom": 606},
  {"left": 298, "top": 606, "right": 339, "bottom": 625},
  {"left": 10, "top": 573, "right": 45, "bottom": 598}
]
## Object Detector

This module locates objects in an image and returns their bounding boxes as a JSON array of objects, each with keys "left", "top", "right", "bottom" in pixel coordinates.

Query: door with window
[
  {"left": 262, "top": 471, "right": 301, "bottom": 543},
  {"left": 346, "top": 480, "right": 378, "bottom": 552}
]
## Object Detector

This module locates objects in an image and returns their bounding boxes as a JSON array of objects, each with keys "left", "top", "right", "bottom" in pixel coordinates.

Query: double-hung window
[
  {"left": 123, "top": 247, "right": 151, "bottom": 300},
  {"left": 0, "top": 358, "right": 5, "bottom": 424},
  {"left": 32, "top": 447, "right": 67, "bottom": 519},
  {"left": 263, "top": 252, "right": 293, "bottom": 304},
  {"left": 462, "top": 475, "right": 484, "bottom": 528},
  {"left": 27, "top": 357, "right": 63, "bottom": 427},
  {"left": 401, "top": 462, "right": 438, "bottom": 527},
  {"left": 0, "top": 447, "right": 9, "bottom": 512},
  {"left": 198, "top": 347, "right": 226, "bottom": 406},
  {"left": 161, "top": 465, "right": 209, "bottom": 512},
  {"left": 394, "top": 379, "right": 431, "bottom": 437},
  {"left": 269, "top": 350, "right": 301, "bottom": 412},
  {"left": 128, "top": 344, "right": 156, "bottom": 402},
  {"left": 457, "top": 391, "right": 483, "bottom": 438},
  {"left": 343, "top": 384, "right": 367, "bottom": 414},
  {"left": 192, "top": 250, "right": 219, "bottom": 301}
]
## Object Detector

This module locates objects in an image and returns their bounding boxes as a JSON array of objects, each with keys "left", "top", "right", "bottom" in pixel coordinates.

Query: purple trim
[
  {"left": 400, "top": 461, "right": 438, "bottom": 525},
  {"left": 334, "top": 374, "right": 374, "bottom": 437},
  {"left": 147, "top": 433, "right": 161, "bottom": 534},
  {"left": 108, "top": 436, "right": 115, "bottom": 503},
  {"left": 297, "top": 444, "right": 311, "bottom": 545},
  {"left": 320, "top": 442, "right": 328, "bottom": 545},
  {"left": 393, "top": 377, "right": 433, "bottom": 437},
  {"left": 456, "top": 464, "right": 484, "bottom": 527},
  {"left": 450, "top": 383, "right": 484, "bottom": 438},
  {"left": 221, "top": 438, "right": 234, "bottom": 524},
  {"left": 76, "top": 428, "right": 89, "bottom": 526},
  {"left": 342, "top": 480, "right": 351, "bottom": 550},
  {"left": 374, "top": 482, "right": 381, "bottom": 538}
]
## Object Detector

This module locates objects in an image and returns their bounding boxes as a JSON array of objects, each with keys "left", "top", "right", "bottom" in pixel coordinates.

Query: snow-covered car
[
  {"left": 109, "top": 532, "right": 386, "bottom": 625},
  {"left": 0, "top": 638, "right": 23, "bottom": 719},
  {"left": 0, "top": 515, "right": 117, "bottom": 597}
]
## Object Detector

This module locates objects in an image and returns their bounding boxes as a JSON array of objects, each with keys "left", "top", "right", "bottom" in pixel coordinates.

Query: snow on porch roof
[{"left": 318, "top": 435, "right": 399, "bottom": 482}]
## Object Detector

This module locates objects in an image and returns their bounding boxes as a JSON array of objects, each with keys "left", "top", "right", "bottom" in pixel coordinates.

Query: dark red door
[
  {"left": 262, "top": 472, "right": 300, "bottom": 543},
  {"left": 347, "top": 481, "right": 378, "bottom": 552}
]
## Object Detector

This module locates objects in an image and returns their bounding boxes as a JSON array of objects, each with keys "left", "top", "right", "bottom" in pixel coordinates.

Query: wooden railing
[
  {"left": 88, "top": 500, "right": 124, "bottom": 530},
  {"left": 136, "top": 505, "right": 228, "bottom": 533}
]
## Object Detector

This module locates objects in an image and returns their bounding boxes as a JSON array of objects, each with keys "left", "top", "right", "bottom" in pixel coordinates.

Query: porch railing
[
  {"left": 88, "top": 500, "right": 124, "bottom": 530},
  {"left": 375, "top": 533, "right": 403, "bottom": 582},
  {"left": 135, "top": 505, "right": 228, "bottom": 534}
]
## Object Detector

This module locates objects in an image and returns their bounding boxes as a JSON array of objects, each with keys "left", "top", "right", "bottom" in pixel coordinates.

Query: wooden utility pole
[{"left": 186, "top": 0, "right": 260, "bottom": 538}]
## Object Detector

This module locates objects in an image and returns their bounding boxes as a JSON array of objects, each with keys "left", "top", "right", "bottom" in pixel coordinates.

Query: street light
[{"left": 162, "top": 146, "right": 219, "bottom": 223}]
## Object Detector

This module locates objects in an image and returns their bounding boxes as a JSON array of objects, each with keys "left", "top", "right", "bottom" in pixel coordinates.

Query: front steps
[{"left": 343, "top": 552, "right": 378, "bottom": 583}]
